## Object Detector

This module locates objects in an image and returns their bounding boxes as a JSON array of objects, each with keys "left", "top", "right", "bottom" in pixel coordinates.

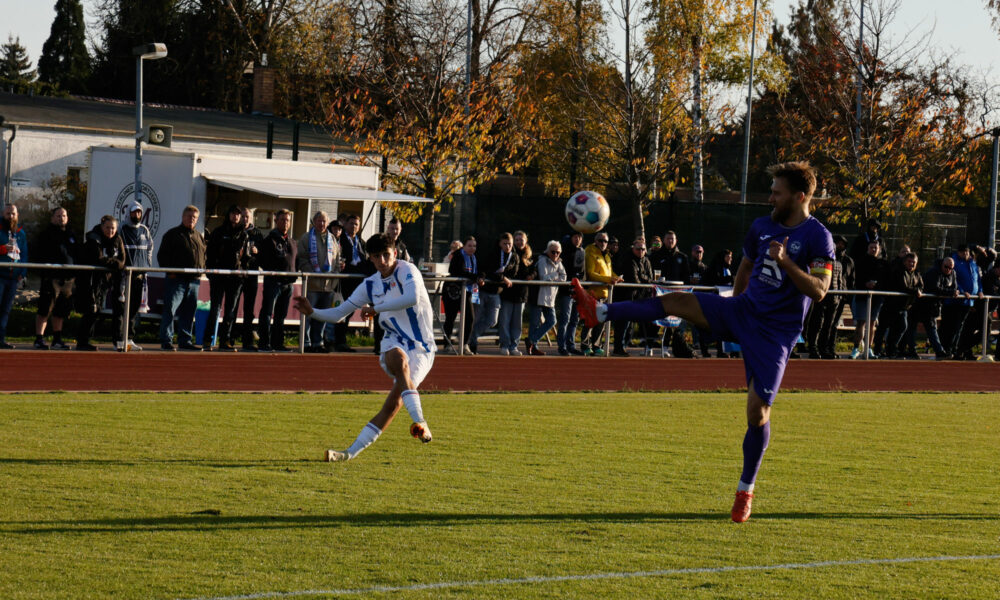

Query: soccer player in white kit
[{"left": 292, "top": 233, "right": 436, "bottom": 462}]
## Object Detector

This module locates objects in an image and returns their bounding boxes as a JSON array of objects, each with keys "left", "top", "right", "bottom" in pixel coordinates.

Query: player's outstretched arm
[{"left": 370, "top": 266, "right": 421, "bottom": 313}]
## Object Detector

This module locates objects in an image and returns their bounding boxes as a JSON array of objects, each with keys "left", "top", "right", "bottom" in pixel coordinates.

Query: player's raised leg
[
  {"left": 732, "top": 383, "right": 772, "bottom": 523},
  {"left": 570, "top": 278, "right": 709, "bottom": 330}
]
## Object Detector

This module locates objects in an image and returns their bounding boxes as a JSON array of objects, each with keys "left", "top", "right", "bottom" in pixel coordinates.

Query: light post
[
  {"left": 133, "top": 43, "right": 167, "bottom": 213},
  {"left": 739, "top": 0, "right": 759, "bottom": 204}
]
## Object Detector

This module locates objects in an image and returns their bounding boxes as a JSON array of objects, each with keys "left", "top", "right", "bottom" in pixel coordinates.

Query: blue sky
[{"left": 4, "top": 0, "right": 999, "bottom": 84}]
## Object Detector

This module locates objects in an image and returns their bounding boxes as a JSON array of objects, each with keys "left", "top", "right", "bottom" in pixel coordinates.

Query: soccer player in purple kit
[{"left": 571, "top": 161, "right": 835, "bottom": 522}]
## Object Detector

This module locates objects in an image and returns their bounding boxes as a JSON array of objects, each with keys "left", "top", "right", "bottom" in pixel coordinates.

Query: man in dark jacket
[
  {"left": 332, "top": 213, "right": 368, "bottom": 352},
  {"left": 33, "top": 207, "right": 77, "bottom": 350},
  {"left": 805, "top": 235, "right": 853, "bottom": 358},
  {"left": 943, "top": 244, "right": 984, "bottom": 360},
  {"left": 157, "top": 205, "right": 207, "bottom": 351},
  {"left": 257, "top": 208, "right": 297, "bottom": 352},
  {"left": 907, "top": 257, "right": 957, "bottom": 359},
  {"left": 205, "top": 204, "right": 248, "bottom": 351},
  {"left": 611, "top": 238, "right": 655, "bottom": 356},
  {"left": 75, "top": 216, "right": 125, "bottom": 351},
  {"left": 118, "top": 201, "right": 154, "bottom": 351},
  {"left": 468, "top": 232, "right": 517, "bottom": 354},
  {"left": 556, "top": 231, "right": 585, "bottom": 355},
  {"left": 850, "top": 240, "right": 887, "bottom": 359},
  {"left": 982, "top": 260, "right": 1000, "bottom": 359},
  {"left": 849, "top": 218, "right": 888, "bottom": 269},
  {"left": 872, "top": 252, "right": 923, "bottom": 358},
  {"left": 650, "top": 230, "right": 694, "bottom": 357},
  {"left": 236, "top": 207, "right": 264, "bottom": 351}
]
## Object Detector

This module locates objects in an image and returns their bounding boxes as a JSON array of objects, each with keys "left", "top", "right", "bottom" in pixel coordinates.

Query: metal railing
[{"left": 8, "top": 261, "right": 999, "bottom": 360}]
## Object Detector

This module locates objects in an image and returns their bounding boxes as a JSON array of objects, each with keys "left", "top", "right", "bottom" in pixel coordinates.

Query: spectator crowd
[{"left": 1, "top": 203, "right": 998, "bottom": 361}]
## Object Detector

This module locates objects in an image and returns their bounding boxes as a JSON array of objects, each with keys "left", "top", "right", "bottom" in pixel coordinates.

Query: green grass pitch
[{"left": 1, "top": 392, "right": 998, "bottom": 599}]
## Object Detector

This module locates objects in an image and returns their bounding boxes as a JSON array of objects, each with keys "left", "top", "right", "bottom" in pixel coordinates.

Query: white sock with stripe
[
  {"left": 401, "top": 390, "right": 425, "bottom": 424},
  {"left": 345, "top": 422, "right": 382, "bottom": 459}
]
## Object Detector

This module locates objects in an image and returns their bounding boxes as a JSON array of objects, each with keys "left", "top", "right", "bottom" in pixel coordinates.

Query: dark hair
[
  {"left": 365, "top": 233, "right": 397, "bottom": 255},
  {"left": 833, "top": 235, "right": 848, "bottom": 245},
  {"left": 766, "top": 161, "right": 818, "bottom": 198},
  {"left": 344, "top": 213, "right": 360, "bottom": 223},
  {"left": 388, "top": 217, "right": 401, "bottom": 226},
  {"left": 227, "top": 204, "right": 242, "bottom": 216},
  {"left": 957, "top": 244, "right": 969, "bottom": 252},
  {"left": 463, "top": 235, "right": 477, "bottom": 243},
  {"left": 904, "top": 252, "right": 917, "bottom": 260},
  {"left": 50, "top": 206, "right": 66, "bottom": 216},
  {"left": 99, "top": 214, "right": 118, "bottom": 225}
]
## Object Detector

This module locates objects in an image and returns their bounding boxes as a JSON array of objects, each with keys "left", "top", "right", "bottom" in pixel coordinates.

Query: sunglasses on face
[{"left": 596, "top": 239, "right": 608, "bottom": 243}]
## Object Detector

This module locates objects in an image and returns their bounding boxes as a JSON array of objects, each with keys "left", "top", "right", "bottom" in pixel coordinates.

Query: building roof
[{"left": 0, "top": 92, "right": 348, "bottom": 151}]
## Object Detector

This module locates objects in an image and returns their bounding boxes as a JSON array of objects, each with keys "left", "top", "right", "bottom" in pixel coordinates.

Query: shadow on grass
[
  {"left": 3, "top": 511, "right": 994, "bottom": 535},
  {"left": 0, "top": 458, "right": 315, "bottom": 468}
]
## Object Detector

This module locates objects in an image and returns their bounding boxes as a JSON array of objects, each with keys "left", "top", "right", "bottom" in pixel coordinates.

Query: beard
[{"left": 770, "top": 204, "right": 793, "bottom": 224}]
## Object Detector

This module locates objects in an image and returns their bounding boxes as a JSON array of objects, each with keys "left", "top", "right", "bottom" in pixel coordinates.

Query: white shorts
[{"left": 379, "top": 344, "right": 436, "bottom": 388}]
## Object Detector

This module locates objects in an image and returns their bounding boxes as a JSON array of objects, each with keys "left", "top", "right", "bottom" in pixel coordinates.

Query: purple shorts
[{"left": 694, "top": 292, "right": 801, "bottom": 405}]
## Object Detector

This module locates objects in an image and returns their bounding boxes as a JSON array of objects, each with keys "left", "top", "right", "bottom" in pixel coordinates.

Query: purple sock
[
  {"left": 740, "top": 422, "right": 770, "bottom": 486},
  {"left": 606, "top": 297, "right": 666, "bottom": 322}
]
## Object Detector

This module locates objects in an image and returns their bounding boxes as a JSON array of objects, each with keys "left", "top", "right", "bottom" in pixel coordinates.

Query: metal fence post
[
  {"left": 121, "top": 268, "right": 133, "bottom": 352},
  {"left": 979, "top": 295, "right": 993, "bottom": 362},
  {"left": 458, "top": 284, "right": 467, "bottom": 356},
  {"left": 298, "top": 274, "right": 308, "bottom": 354},
  {"left": 863, "top": 290, "right": 873, "bottom": 360}
]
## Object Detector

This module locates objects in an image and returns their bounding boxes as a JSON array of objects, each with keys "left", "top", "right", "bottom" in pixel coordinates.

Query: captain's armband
[{"left": 809, "top": 258, "right": 833, "bottom": 277}]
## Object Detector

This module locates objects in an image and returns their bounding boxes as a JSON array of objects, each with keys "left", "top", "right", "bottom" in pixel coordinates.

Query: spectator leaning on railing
[
  {"left": 982, "top": 259, "right": 1000, "bottom": 360},
  {"left": 75, "top": 215, "right": 125, "bottom": 351},
  {"left": 850, "top": 240, "right": 887, "bottom": 359},
  {"left": 157, "top": 205, "right": 207, "bottom": 351},
  {"left": 950, "top": 244, "right": 985, "bottom": 361},
  {"left": 909, "top": 256, "right": 957, "bottom": 360},
  {"left": 871, "top": 252, "right": 923, "bottom": 359},
  {"left": 0, "top": 204, "right": 27, "bottom": 349},
  {"left": 32, "top": 206, "right": 76, "bottom": 350},
  {"left": 612, "top": 237, "right": 655, "bottom": 357},
  {"left": 525, "top": 240, "right": 566, "bottom": 356}
]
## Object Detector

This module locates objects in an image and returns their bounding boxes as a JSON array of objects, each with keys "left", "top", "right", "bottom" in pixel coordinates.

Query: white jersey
[{"left": 313, "top": 260, "right": 436, "bottom": 354}]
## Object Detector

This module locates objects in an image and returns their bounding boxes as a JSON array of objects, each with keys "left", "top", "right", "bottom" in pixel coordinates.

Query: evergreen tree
[
  {"left": 38, "top": 0, "right": 92, "bottom": 93},
  {"left": 0, "top": 35, "right": 36, "bottom": 83}
]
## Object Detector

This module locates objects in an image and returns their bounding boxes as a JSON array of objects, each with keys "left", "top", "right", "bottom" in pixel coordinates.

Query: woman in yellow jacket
[{"left": 582, "top": 233, "right": 622, "bottom": 355}]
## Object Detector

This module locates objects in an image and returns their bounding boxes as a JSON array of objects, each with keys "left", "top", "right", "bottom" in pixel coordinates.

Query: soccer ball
[{"left": 565, "top": 191, "right": 610, "bottom": 234}]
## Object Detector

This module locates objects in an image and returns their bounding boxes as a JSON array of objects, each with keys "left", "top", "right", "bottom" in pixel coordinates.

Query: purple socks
[
  {"left": 740, "top": 422, "right": 770, "bottom": 486},
  {"left": 606, "top": 296, "right": 667, "bottom": 322}
]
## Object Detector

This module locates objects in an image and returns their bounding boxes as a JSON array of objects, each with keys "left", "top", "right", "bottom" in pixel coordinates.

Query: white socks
[
  {"left": 401, "top": 390, "right": 425, "bottom": 424},
  {"left": 596, "top": 303, "right": 609, "bottom": 322},
  {"left": 737, "top": 480, "right": 755, "bottom": 493},
  {"left": 345, "top": 422, "right": 382, "bottom": 459}
]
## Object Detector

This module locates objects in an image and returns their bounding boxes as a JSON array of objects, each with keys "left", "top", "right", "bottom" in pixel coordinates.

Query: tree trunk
[{"left": 691, "top": 35, "right": 704, "bottom": 204}]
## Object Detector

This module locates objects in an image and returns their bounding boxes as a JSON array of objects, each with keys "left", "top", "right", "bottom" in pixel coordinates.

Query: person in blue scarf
[{"left": 296, "top": 211, "right": 342, "bottom": 352}]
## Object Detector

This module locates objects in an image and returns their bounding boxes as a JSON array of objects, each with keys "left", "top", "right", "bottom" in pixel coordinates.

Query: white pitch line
[{"left": 180, "top": 553, "right": 1000, "bottom": 600}]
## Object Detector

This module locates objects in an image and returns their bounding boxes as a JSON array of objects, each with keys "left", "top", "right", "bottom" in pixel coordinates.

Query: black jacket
[
  {"left": 854, "top": 254, "right": 887, "bottom": 291},
  {"left": 157, "top": 225, "right": 207, "bottom": 279},
  {"left": 241, "top": 225, "right": 266, "bottom": 271},
  {"left": 339, "top": 232, "right": 371, "bottom": 293},
  {"left": 849, "top": 231, "right": 888, "bottom": 268},
  {"left": 557, "top": 238, "right": 586, "bottom": 297},
  {"left": 919, "top": 263, "right": 957, "bottom": 318},
  {"left": 613, "top": 251, "right": 654, "bottom": 301},
  {"left": 501, "top": 247, "right": 535, "bottom": 304},
  {"left": 206, "top": 221, "right": 248, "bottom": 271},
  {"left": 881, "top": 265, "right": 923, "bottom": 311},
  {"left": 33, "top": 223, "right": 78, "bottom": 280},
  {"left": 446, "top": 250, "right": 481, "bottom": 300},
  {"left": 258, "top": 229, "right": 297, "bottom": 284},
  {"left": 651, "top": 246, "right": 690, "bottom": 283},
  {"left": 78, "top": 225, "right": 125, "bottom": 311},
  {"left": 478, "top": 245, "right": 518, "bottom": 295},
  {"left": 705, "top": 253, "right": 734, "bottom": 287}
]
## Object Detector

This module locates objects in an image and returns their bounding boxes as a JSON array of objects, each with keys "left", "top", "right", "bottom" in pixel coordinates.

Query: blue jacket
[
  {"left": 0, "top": 225, "right": 27, "bottom": 279},
  {"left": 950, "top": 252, "right": 981, "bottom": 307}
]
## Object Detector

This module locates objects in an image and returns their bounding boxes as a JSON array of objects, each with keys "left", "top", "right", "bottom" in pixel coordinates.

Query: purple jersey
[{"left": 742, "top": 215, "right": 835, "bottom": 331}]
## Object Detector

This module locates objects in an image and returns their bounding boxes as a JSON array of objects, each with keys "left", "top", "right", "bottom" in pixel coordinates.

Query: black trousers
[
  {"left": 238, "top": 275, "right": 258, "bottom": 346},
  {"left": 78, "top": 288, "right": 122, "bottom": 345},
  {"left": 207, "top": 275, "right": 243, "bottom": 345},
  {"left": 111, "top": 273, "right": 144, "bottom": 340},
  {"left": 258, "top": 278, "right": 292, "bottom": 349},
  {"left": 939, "top": 304, "right": 970, "bottom": 354},
  {"left": 443, "top": 293, "right": 474, "bottom": 346}
]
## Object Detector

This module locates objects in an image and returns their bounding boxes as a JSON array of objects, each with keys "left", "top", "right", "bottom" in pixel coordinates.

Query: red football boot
[
  {"left": 731, "top": 490, "right": 754, "bottom": 523},
  {"left": 570, "top": 278, "right": 600, "bottom": 328}
]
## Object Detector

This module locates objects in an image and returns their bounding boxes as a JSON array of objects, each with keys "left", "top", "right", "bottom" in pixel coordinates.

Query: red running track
[{"left": 7, "top": 351, "right": 999, "bottom": 393}]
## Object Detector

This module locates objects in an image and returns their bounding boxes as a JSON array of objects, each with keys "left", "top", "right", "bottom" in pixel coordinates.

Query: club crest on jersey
[{"left": 789, "top": 240, "right": 802, "bottom": 255}]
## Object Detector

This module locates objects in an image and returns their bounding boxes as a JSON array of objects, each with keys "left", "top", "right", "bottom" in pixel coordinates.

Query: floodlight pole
[
  {"left": 988, "top": 128, "right": 999, "bottom": 249},
  {"left": 133, "top": 43, "right": 167, "bottom": 214},
  {"left": 739, "top": 0, "right": 759, "bottom": 204}
]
